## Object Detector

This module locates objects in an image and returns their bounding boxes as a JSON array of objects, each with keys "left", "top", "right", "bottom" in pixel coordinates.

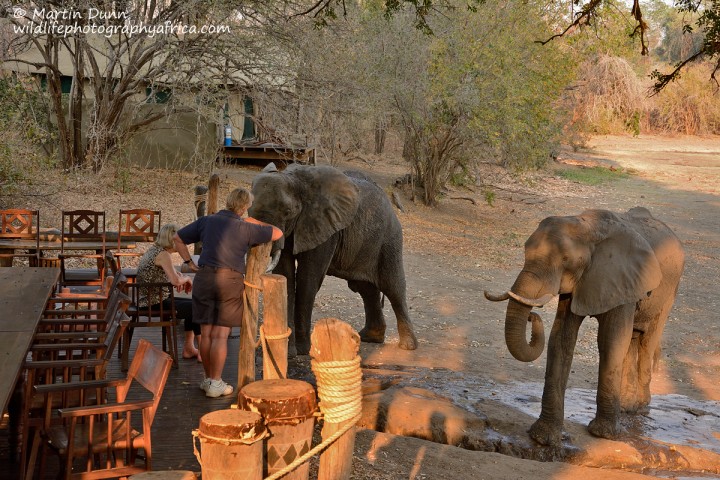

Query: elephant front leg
[
  {"left": 348, "top": 280, "right": 386, "bottom": 344},
  {"left": 294, "top": 241, "right": 337, "bottom": 355},
  {"left": 589, "top": 304, "right": 635, "bottom": 440},
  {"left": 530, "top": 297, "right": 582, "bottom": 447},
  {"left": 273, "top": 246, "right": 297, "bottom": 356}
]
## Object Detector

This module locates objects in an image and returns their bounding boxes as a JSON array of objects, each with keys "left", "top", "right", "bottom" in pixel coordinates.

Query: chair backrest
[
  {"left": 0, "top": 209, "right": 39, "bottom": 240},
  {"left": 61, "top": 209, "right": 106, "bottom": 244},
  {"left": 130, "top": 281, "right": 175, "bottom": 317},
  {"left": 0, "top": 209, "right": 40, "bottom": 260},
  {"left": 117, "top": 339, "right": 173, "bottom": 424},
  {"left": 98, "top": 301, "right": 131, "bottom": 367},
  {"left": 118, "top": 209, "right": 161, "bottom": 246},
  {"left": 105, "top": 250, "right": 120, "bottom": 276}
]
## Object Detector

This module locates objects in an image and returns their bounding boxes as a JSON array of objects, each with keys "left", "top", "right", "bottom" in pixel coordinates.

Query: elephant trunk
[
  {"left": 485, "top": 271, "right": 551, "bottom": 362},
  {"left": 504, "top": 299, "right": 545, "bottom": 362}
]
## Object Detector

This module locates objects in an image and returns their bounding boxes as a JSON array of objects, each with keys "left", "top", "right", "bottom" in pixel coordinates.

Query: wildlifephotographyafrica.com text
[{"left": 10, "top": 6, "right": 231, "bottom": 38}]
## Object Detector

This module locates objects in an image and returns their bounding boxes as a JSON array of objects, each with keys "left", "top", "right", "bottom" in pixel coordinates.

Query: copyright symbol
[{"left": 13, "top": 7, "right": 27, "bottom": 18}]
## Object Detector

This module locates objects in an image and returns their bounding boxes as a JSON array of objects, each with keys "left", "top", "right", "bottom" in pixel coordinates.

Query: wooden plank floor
[{"left": 0, "top": 326, "right": 316, "bottom": 478}]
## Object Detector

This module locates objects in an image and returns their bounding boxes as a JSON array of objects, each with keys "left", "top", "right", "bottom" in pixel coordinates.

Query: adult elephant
[
  {"left": 485, "top": 207, "right": 684, "bottom": 446},
  {"left": 249, "top": 163, "right": 418, "bottom": 356}
]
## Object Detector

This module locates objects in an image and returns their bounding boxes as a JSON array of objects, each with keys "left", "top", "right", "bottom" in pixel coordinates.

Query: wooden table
[
  {"left": 0, "top": 239, "right": 136, "bottom": 267},
  {"left": 0, "top": 239, "right": 136, "bottom": 251},
  {"left": 0, "top": 267, "right": 60, "bottom": 414}
]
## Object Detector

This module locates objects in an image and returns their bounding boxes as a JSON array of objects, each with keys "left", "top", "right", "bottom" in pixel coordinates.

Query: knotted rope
[{"left": 242, "top": 279, "right": 263, "bottom": 348}]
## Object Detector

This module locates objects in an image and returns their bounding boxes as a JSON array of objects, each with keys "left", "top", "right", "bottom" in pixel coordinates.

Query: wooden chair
[
  {"left": 0, "top": 209, "right": 40, "bottom": 267},
  {"left": 36, "top": 339, "right": 173, "bottom": 480},
  {"left": 20, "top": 275, "right": 130, "bottom": 474},
  {"left": 115, "top": 209, "right": 161, "bottom": 278},
  {"left": 122, "top": 281, "right": 179, "bottom": 371},
  {"left": 36, "top": 273, "right": 129, "bottom": 346},
  {"left": 21, "top": 286, "right": 131, "bottom": 480},
  {"left": 59, "top": 210, "right": 107, "bottom": 290}
]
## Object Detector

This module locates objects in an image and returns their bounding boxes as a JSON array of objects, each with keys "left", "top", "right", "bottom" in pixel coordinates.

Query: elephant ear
[
  {"left": 572, "top": 225, "right": 662, "bottom": 316},
  {"left": 292, "top": 165, "right": 360, "bottom": 254}
]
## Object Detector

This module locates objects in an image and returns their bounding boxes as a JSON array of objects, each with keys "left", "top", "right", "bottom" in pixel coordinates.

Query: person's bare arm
[
  {"left": 245, "top": 217, "right": 283, "bottom": 241},
  {"left": 155, "top": 250, "right": 192, "bottom": 289},
  {"left": 173, "top": 233, "right": 199, "bottom": 272}
]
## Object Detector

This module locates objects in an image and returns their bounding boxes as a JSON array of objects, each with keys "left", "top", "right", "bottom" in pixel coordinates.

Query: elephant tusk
[
  {"left": 484, "top": 290, "right": 510, "bottom": 302},
  {"left": 507, "top": 291, "right": 555, "bottom": 308},
  {"left": 266, "top": 249, "right": 281, "bottom": 273}
]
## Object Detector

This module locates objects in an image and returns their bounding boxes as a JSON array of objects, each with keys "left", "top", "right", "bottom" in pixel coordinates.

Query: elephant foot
[
  {"left": 295, "top": 338, "right": 311, "bottom": 356},
  {"left": 528, "top": 418, "right": 562, "bottom": 447},
  {"left": 587, "top": 416, "right": 624, "bottom": 440},
  {"left": 359, "top": 327, "right": 385, "bottom": 344},
  {"left": 288, "top": 342, "right": 297, "bottom": 358},
  {"left": 398, "top": 330, "right": 418, "bottom": 350},
  {"left": 620, "top": 397, "right": 650, "bottom": 414}
]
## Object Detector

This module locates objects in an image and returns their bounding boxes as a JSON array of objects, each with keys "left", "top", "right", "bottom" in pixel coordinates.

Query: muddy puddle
[
  {"left": 354, "top": 364, "right": 720, "bottom": 477},
  {"left": 452, "top": 379, "right": 720, "bottom": 456}
]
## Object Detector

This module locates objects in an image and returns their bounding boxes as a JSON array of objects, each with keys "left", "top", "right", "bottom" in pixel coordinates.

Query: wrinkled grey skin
[
  {"left": 486, "top": 207, "right": 685, "bottom": 446},
  {"left": 249, "top": 163, "right": 418, "bottom": 356}
]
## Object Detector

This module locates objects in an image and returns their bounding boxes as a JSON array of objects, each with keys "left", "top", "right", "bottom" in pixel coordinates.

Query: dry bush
[
  {"left": 646, "top": 63, "right": 720, "bottom": 135},
  {"left": 568, "top": 55, "right": 647, "bottom": 135}
]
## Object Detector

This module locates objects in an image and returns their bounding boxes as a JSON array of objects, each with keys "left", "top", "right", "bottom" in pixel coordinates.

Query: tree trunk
[
  {"left": 70, "top": 38, "right": 84, "bottom": 169},
  {"left": 374, "top": 118, "right": 387, "bottom": 154}
]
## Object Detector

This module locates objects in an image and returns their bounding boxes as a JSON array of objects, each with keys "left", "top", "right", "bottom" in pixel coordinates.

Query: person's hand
[
  {"left": 189, "top": 261, "right": 200, "bottom": 273},
  {"left": 176, "top": 275, "right": 192, "bottom": 293}
]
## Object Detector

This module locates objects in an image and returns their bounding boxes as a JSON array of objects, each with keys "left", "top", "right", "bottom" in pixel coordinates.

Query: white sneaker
[
  {"left": 199, "top": 377, "right": 211, "bottom": 392},
  {"left": 206, "top": 379, "right": 234, "bottom": 398}
]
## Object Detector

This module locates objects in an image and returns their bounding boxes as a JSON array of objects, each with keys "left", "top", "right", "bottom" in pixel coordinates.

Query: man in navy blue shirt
[{"left": 174, "top": 187, "right": 282, "bottom": 398}]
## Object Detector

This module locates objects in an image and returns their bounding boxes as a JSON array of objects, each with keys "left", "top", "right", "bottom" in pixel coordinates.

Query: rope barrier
[
  {"left": 191, "top": 428, "right": 268, "bottom": 469},
  {"left": 244, "top": 280, "right": 263, "bottom": 291},
  {"left": 242, "top": 278, "right": 263, "bottom": 349}
]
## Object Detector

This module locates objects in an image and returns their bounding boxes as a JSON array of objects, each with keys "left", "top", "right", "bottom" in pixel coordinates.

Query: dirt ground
[
  {"left": 8, "top": 134, "right": 720, "bottom": 479},
  {"left": 300, "top": 135, "right": 719, "bottom": 480}
]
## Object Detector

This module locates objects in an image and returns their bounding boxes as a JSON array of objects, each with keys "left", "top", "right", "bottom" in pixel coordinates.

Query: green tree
[
  {"left": 295, "top": 1, "right": 572, "bottom": 205},
  {"left": 299, "top": 0, "right": 720, "bottom": 90}
]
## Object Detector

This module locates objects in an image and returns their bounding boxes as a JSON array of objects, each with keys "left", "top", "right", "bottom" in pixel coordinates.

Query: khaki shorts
[{"left": 192, "top": 267, "right": 245, "bottom": 328}]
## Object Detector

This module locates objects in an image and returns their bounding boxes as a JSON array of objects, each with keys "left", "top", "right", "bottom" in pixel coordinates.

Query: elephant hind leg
[
  {"left": 382, "top": 286, "right": 417, "bottom": 351},
  {"left": 621, "top": 292, "right": 676, "bottom": 412},
  {"left": 348, "top": 280, "right": 386, "bottom": 344}
]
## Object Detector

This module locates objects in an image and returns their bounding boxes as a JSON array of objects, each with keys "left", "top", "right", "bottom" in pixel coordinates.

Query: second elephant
[
  {"left": 485, "top": 207, "right": 685, "bottom": 446},
  {"left": 249, "top": 163, "right": 418, "bottom": 356}
]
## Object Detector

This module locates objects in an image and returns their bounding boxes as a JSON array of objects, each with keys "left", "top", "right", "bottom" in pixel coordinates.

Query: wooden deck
[
  {"left": 0, "top": 326, "right": 316, "bottom": 477},
  {"left": 220, "top": 143, "right": 315, "bottom": 169}
]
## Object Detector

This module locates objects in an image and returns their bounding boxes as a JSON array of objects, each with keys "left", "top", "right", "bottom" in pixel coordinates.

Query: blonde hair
[
  {"left": 226, "top": 187, "right": 253, "bottom": 213},
  {"left": 155, "top": 223, "right": 178, "bottom": 249}
]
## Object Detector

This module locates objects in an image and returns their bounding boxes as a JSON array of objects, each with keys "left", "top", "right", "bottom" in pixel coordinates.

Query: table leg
[{"left": 7, "top": 376, "right": 22, "bottom": 464}]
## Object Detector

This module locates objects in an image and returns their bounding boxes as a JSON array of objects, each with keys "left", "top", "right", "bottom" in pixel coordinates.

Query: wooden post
[
  {"left": 260, "top": 273, "right": 288, "bottom": 380},
  {"left": 191, "top": 174, "right": 219, "bottom": 257},
  {"left": 311, "top": 318, "right": 361, "bottom": 480},
  {"left": 238, "top": 241, "right": 272, "bottom": 390},
  {"left": 207, "top": 173, "right": 220, "bottom": 215},
  {"left": 193, "top": 185, "right": 207, "bottom": 255}
]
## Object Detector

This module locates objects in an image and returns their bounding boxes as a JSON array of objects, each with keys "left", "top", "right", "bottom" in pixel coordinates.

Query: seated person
[{"left": 136, "top": 223, "right": 201, "bottom": 360}]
